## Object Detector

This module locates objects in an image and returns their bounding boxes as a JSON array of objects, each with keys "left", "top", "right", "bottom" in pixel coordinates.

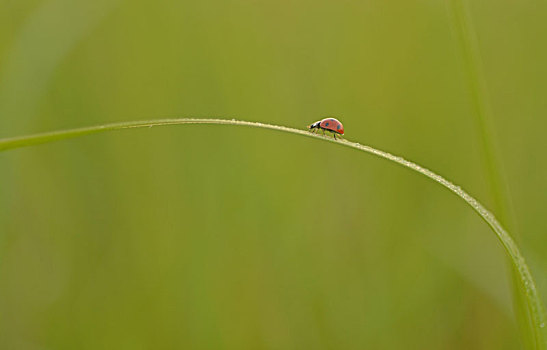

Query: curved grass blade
[{"left": 0, "top": 118, "right": 545, "bottom": 347}]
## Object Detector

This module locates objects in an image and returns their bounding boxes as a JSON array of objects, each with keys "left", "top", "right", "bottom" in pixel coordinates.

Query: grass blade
[
  {"left": 447, "top": 1, "right": 538, "bottom": 347},
  {"left": 0, "top": 118, "right": 545, "bottom": 346}
]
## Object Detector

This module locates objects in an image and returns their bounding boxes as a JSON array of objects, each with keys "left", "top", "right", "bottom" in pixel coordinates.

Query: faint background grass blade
[
  {"left": 447, "top": 1, "right": 543, "bottom": 347},
  {"left": 447, "top": 0, "right": 513, "bottom": 225},
  {"left": 0, "top": 0, "right": 119, "bottom": 135}
]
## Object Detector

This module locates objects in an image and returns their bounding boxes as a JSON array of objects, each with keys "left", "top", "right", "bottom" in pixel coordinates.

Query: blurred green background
[{"left": 1, "top": 0, "right": 546, "bottom": 348}]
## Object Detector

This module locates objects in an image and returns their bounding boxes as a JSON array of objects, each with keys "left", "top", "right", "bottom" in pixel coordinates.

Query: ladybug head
[{"left": 308, "top": 121, "right": 321, "bottom": 129}]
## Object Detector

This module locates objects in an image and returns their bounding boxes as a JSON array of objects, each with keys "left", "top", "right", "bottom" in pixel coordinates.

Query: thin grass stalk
[
  {"left": 447, "top": 1, "right": 538, "bottom": 347},
  {"left": 0, "top": 118, "right": 545, "bottom": 347}
]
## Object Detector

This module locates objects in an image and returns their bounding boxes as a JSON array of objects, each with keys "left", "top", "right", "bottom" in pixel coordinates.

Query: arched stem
[{"left": 0, "top": 118, "right": 545, "bottom": 347}]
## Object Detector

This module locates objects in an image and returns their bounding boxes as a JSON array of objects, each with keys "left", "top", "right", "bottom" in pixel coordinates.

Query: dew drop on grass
[{"left": 540, "top": 322, "right": 545, "bottom": 328}]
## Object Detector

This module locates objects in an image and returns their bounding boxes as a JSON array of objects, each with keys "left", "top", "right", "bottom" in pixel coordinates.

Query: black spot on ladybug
[
  {"left": 325, "top": 122, "right": 329, "bottom": 126},
  {"left": 337, "top": 125, "right": 341, "bottom": 130}
]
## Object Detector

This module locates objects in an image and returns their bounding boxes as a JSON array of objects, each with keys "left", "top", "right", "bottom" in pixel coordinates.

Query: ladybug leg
[{"left": 334, "top": 134, "right": 337, "bottom": 140}]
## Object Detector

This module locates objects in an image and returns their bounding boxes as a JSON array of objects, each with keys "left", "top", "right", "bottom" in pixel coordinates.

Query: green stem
[
  {"left": 448, "top": 0, "right": 512, "bottom": 223},
  {"left": 0, "top": 118, "right": 545, "bottom": 346},
  {"left": 447, "top": 1, "right": 538, "bottom": 347}
]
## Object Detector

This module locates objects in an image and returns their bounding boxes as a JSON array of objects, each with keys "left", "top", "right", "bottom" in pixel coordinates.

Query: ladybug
[{"left": 308, "top": 117, "right": 344, "bottom": 139}]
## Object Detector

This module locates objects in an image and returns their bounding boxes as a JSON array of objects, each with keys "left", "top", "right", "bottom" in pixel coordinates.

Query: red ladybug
[{"left": 308, "top": 117, "right": 344, "bottom": 139}]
